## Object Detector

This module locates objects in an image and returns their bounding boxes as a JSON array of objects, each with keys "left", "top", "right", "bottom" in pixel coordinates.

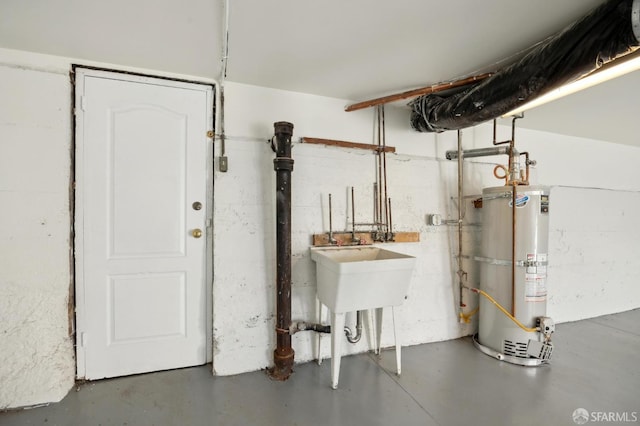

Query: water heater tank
[{"left": 476, "top": 185, "right": 551, "bottom": 365}]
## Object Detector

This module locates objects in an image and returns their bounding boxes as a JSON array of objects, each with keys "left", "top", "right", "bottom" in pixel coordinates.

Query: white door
[{"left": 74, "top": 69, "right": 213, "bottom": 379}]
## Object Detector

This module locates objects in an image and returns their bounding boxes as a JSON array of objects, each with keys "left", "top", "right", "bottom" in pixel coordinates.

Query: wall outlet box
[
  {"left": 219, "top": 156, "right": 228, "bottom": 172},
  {"left": 427, "top": 214, "right": 442, "bottom": 226}
]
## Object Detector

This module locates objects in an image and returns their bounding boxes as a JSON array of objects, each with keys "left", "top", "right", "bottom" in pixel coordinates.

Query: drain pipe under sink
[{"left": 344, "top": 311, "right": 363, "bottom": 343}]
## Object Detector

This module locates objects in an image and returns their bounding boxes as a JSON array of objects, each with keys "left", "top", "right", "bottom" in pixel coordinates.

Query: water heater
[{"left": 474, "top": 185, "right": 554, "bottom": 366}]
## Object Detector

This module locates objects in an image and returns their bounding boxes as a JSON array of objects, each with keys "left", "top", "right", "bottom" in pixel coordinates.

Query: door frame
[{"left": 71, "top": 65, "right": 216, "bottom": 379}]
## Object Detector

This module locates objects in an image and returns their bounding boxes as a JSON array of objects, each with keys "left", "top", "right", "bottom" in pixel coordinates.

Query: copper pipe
[
  {"left": 492, "top": 119, "right": 511, "bottom": 146},
  {"left": 382, "top": 105, "right": 389, "bottom": 234},
  {"left": 351, "top": 187, "right": 357, "bottom": 242},
  {"left": 376, "top": 106, "right": 383, "bottom": 231},
  {"left": 507, "top": 150, "right": 513, "bottom": 185},
  {"left": 521, "top": 152, "right": 531, "bottom": 184},
  {"left": 508, "top": 116, "right": 524, "bottom": 316},
  {"left": 328, "top": 194, "right": 336, "bottom": 244},
  {"left": 511, "top": 183, "right": 517, "bottom": 316},
  {"left": 388, "top": 198, "right": 394, "bottom": 241},
  {"left": 373, "top": 183, "right": 378, "bottom": 226},
  {"left": 508, "top": 114, "right": 524, "bottom": 184},
  {"left": 457, "top": 130, "right": 465, "bottom": 312},
  {"left": 345, "top": 72, "right": 493, "bottom": 112}
]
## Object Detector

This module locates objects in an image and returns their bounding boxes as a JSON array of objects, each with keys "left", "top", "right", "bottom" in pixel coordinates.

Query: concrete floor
[{"left": 2, "top": 309, "right": 639, "bottom": 426}]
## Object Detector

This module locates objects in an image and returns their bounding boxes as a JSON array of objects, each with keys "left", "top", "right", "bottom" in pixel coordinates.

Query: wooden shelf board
[{"left": 312, "top": 231, "right": 420, "bottom": 247}]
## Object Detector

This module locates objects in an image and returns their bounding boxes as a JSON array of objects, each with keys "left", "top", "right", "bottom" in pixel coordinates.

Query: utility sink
[
  {"left": 310, "top": 245, "right": 416, "bottom": 389},
  {"left": 310, "top": 246, "right": 416, "bottom": 313}
]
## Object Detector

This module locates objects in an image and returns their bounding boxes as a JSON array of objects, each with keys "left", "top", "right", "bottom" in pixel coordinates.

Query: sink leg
[
  {"left": 316, "top": 298, "right": 326, "bottom": 365},
  {"left": 375, "top": 307, "right": 383, "bottom": 355},
  {"left": 392, "top": 306, "right": 401, "bottom": 376},
  {"left": 331, "top": 312, "right": 345, "bottom": 389},
  {"left": 364, "top": 309, "right": 375, "bottom": 353}
]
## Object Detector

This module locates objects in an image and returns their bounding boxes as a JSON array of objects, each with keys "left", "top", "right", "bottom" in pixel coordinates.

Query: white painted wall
[
  {"left": 212, "top": 81, "right": 640, "bottom": 374},
  {"left": 0, "top": 48, "right": 216, "bottom": 410},
  {"left": 0, "top": 61, "right": 75, "bottom": 409},
  {"left": 1, "top": 48, "right": 639, "bottom": 408},
  {"left": 511, "top": 129, "right": 640, "bottom": 321}
]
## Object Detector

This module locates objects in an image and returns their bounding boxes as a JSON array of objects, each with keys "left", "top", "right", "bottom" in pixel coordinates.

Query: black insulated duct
[{"left": 410, "top": 0, "right": 640, "bottom": 133}]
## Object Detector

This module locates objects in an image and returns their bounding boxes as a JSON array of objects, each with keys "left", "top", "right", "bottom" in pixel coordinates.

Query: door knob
[{"left": 192, "top": 229, "right": 203, "bottom": 238}]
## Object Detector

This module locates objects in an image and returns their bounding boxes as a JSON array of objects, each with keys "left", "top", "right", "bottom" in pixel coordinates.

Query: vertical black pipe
[{"left": 269, "top": 121, "right": 295, "bottom": 380}]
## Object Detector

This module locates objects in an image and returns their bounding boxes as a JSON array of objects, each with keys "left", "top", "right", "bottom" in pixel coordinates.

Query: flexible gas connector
[
  {"left": 459, "top": 306, "right": 479, "bottom": 324},
  {"left": 468, "top": 287, "right": 539, "bottom": 333}
]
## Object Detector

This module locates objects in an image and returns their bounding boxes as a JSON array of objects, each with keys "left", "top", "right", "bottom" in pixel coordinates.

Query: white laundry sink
[{"left": 310, "top": 246, "right": 416, "bottom": 313}]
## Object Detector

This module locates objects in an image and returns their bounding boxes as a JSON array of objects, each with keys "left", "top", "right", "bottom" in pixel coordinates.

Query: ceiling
[{"left": 1, "top": 0, "right": 637, "bottom": 146}]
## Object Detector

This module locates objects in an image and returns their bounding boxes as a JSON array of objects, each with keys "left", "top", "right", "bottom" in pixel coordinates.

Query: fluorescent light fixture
[{"left": 502, "top": 49, "right": 640, "bottom": 117}]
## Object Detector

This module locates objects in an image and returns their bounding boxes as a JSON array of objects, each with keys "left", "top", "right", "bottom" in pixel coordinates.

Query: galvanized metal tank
[{"left": 478, "top": 185, "right": 550, "bottom": 359}]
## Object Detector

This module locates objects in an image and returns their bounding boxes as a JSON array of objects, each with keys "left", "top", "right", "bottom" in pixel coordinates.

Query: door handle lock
[
  {"left": 192, "top": 229, "right": 203, "bottom": 238},
  {"left": 192, "top": 201, "right": 202, "bottom": 211}
]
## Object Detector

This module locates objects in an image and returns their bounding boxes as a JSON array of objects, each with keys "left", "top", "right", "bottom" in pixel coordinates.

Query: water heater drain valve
[
  {"left": 538, "top": 316, "right": 555, "bottom": 340},
  {"left": 525, "top": 316, "right": 555, "bottom": 362}
]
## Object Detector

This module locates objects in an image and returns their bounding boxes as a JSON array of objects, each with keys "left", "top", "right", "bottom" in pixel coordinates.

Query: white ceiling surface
[{"left": 1, "top": 0, "right": 637, "bottom": 146}]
